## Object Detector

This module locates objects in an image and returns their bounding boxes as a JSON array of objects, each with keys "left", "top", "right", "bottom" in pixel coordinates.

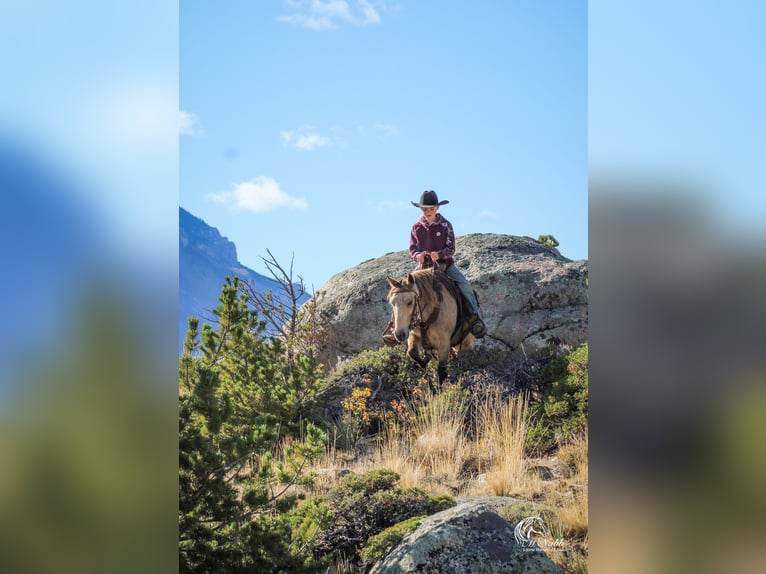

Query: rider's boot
[{"left": 471, "top": 317, "right": 487, "bottom": 338}]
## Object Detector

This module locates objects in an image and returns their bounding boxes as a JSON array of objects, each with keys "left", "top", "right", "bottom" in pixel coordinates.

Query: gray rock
[
  {"left": 369, "top": 499, "right": 562, "bottom": 573},
  {"left": 311, "top": 233, "right": 587, "bottom": 371}
]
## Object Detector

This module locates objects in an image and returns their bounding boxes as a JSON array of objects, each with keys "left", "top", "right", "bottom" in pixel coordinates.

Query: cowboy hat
[{"left": 411, "top": 190, "right": 449, "bottom": 208}]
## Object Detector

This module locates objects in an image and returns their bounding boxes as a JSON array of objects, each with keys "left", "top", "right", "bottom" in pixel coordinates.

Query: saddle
[{"left": 431, "top": 270, "right": 479, "bottom": 346}]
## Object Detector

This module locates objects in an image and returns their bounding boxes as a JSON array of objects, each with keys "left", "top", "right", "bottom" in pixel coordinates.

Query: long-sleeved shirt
[{"left": 409, "top": 213, "right": 456, "bottom": 269}]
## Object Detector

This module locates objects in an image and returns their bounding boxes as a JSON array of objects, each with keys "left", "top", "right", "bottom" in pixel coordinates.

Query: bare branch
[{"left": 239, "top": 250, "right": 328, "bottom": 359}]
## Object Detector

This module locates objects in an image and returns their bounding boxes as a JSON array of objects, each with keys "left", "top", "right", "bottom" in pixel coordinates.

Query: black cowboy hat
[{"left": 411, "top": 190, "right": 449, "bottom": 208}]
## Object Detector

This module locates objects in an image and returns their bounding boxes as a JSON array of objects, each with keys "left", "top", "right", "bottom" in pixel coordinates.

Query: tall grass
[
  {"left": 409, "top": 387, "right": 469, "bottom": 485},
  {"left": 475, "top": 390, "right": 529, "bottom": 496},
  {"left": 306, "top": 384, "right": 589, "bottom": 570},
  {"left": 374, "top": 423, "right": 425, "bottom": 489},
  {"left": 552, "top": 433, "right": 588, "bottom": 538},
  {"left": 369, "top": 386, "right": 469, "bottom": 493}
]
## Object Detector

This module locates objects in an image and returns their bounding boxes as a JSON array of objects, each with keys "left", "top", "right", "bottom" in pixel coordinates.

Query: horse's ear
[
  {"left": 387, "top": 276, "right": 402, "bottom": 289},
  {"left": 405, "top": 274, "right": 414, "bottom": 287}
]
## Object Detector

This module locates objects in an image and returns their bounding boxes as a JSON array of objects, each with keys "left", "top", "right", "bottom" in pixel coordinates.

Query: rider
[{"left": 383, "top": 190, "right": 486, "bottom": 345}]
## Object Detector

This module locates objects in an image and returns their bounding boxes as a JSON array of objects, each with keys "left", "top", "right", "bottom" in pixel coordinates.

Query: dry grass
[
  {"left": 305, "top": 386, "right": 589, "bottom": 570},
  {"left": 408, "top": 387, "right": 469, "bottom": 487},
  {"left": 311, "top": 388, "right": 537, "bottom": 498},
  {"left": 538, "top": 434, "right": 589, "bottom": 573},
  {"left": 308, "top": 386, "right": 470, "bottom": 494},
  {"left": 474, "top": 390, "right": 529, "bottom": 496},
  {"left": 557, "top": 433, "right": 588, "bottom": 484},
  {"left": 550, "top": 433, "right": 589, "bottom": 539},
  {"left": 324, "top": 553, "right": 356, "bottom": 574},
  {"left": 364, "top": 387, "right": 470, "bottom": 494},
  {"left": 373, "top": 423, "right": 425, "bottom": 489}
]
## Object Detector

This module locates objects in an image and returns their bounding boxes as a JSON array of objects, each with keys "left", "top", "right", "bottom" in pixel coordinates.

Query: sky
[
  {"left": 1, "top": 2, "right": 179, "bottom": 269},
  {"left": 589, "top": 0, "right": 766, "bottom": 239},
  {"left": 180, "top": 0, "right": 588, "bottom": 290}
]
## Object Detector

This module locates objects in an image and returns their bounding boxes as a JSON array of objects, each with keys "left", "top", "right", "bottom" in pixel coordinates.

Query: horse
[{"left": 385, "top": 268, "right": 474, "bottom": 384}]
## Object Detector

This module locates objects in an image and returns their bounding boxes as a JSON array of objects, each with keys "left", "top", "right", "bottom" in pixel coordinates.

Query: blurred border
[
  {"left": 590, "top": 2, "right": 766, "bottom": 572},
  {"left": 1, "top": 2, "right": 178, "bottom": 573},
  {"left": 4, "top": 2, "right": 765, "bottom": 573}
]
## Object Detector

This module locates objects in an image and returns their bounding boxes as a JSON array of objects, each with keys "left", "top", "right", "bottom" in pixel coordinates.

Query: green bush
[
  {"left": 360, "top": 515, "right": 426, "bottom": 564},
  {"left": 537, "top": 234, "right": 560, "bottom": 247},
  {"left": 299, "top": 469, "right": 456, "bottom": 566},
  {"left": 333, "top": 345, "right": 423, "bottom": 388},
  {"left": 526, "top": 343, "right": 588, "bottom": 454},
  {"left": 179, "top": 277, "right": 328, "bottom": 573}
]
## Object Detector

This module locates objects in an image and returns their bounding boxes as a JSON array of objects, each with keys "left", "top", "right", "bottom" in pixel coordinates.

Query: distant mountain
[{"left": 179, "top": 207, "right": 306, "bottom": 352}]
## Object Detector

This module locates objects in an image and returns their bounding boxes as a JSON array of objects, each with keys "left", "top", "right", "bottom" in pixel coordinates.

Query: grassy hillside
[{"left": 179, "top": 276, "right": 588, "bottom": 573}]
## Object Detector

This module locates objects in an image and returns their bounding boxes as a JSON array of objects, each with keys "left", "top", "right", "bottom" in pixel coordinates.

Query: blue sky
[
  {"left": 2, "top": 1, "right": 762, "bottom": 290},
  {"left": 589, "top": 0, "right": 766, "bottom": 237},
  {"left": 180, "top": 1, "right": 588, "bottom": 290}
]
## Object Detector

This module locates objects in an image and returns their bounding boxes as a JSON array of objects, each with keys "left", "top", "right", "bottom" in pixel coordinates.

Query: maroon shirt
[{"left": 409, "top": 213, "right": 456, "bottom": 269}]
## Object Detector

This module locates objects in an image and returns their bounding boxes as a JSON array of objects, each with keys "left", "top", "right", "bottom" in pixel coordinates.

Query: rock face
[
  {"left": 312, "top": 234, "right": 587, "bottom": 370},
  {"left": 179, "top": 207, "right": 309, "bottom": 352},
  {"left": 369, "top": 499, "right": 562, "bottom": 574}
]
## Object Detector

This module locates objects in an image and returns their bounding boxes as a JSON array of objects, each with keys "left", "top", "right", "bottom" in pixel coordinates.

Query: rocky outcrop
[
  {"left": 312, "top": 234, "right": 587, "bottom": 371},
  {"left": 369, "top": 498, "right": 562, "bottom": 573}
]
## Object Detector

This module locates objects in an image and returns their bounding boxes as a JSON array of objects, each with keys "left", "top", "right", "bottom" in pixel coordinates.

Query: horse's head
[{"left": 386, "top": 274, "right": 419, "bottom": 343}]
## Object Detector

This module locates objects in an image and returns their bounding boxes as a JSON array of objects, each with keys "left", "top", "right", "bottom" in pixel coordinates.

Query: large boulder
[
  {"left": 312, "top": 233, "right": 587, "bottom": 371},
  {"left": 369, "top": 499, "right": 562, "bottom": 573}
]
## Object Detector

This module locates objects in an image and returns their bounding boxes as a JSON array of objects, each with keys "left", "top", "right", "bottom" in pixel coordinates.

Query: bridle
[
  {"left": 392, "top": 283, "right": 442, "bottom": 335},
  {"left": 384, "top": 269, "right": 471, "bottom": 348}
]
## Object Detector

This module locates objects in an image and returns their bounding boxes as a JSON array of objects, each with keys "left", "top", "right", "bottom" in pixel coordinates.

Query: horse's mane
[
  {"left": 389, "top": 269, "right": 446, "bottom": 309},
  {"left": 410, "top": 269, "right": 438, "bottom": 307}
]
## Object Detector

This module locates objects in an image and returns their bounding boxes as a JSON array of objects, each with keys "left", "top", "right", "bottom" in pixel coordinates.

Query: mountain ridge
[{"left": 179, "top": 207, "right": 290, "bottom": 352}]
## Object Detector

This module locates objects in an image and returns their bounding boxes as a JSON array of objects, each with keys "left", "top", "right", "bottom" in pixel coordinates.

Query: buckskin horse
[{"left": 385, "top": 268, "right": 475, "bottom": 384}]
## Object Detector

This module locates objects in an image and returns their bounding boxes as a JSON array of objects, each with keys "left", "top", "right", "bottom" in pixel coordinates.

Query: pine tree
[{"left": 179, "top": 277, "right": 326, "bottom": 573}]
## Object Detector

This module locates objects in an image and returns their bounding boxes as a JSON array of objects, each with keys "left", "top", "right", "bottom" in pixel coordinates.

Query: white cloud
[
  {"left": 278, "top": 0, "right": 381, "bottom": 30},
  {"left": 374, "top": 122, "right": 400, "bottom": 137},
  {"left": 480, "top": 210, "right": 498, "bottom": 218},
  {"left": 179, "top": 110, "right": 204, "bottom": 136},
  {"left": 313, "top": 0, "right": 353, "bottom": 20},
  {"left": 281, "top": 125, "right": 333, "bottom": 151},
  {"left": 359, "top": 0, "right": 381, "bottom": 24},
  {"left": 207, "top": 177, "right": 308, "bottom": 213}
]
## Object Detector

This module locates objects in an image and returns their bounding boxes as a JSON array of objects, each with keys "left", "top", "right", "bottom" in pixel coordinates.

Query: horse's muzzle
[{"left": 395, "top": 327, "right": 409, "bottom": 342}]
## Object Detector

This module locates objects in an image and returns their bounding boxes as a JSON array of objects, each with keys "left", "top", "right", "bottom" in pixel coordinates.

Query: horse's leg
[
  {"left": 407, "top": 335, "right": 429, "bottom": 368},
  {"left": 409, "top": 347, "right": 429, "bottom": 368},
  {"left": 457, "top": 333, "right": 474, "bottom": 352},
  {"left": 436, "top": 361, "right": 447, "bottom": 385},
  {"left": 435, "top": 340, "right": 451, "bottom": 385}
]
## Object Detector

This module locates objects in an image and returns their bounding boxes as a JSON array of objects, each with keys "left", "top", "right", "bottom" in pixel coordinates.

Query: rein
[
  {"left": 392, "top": 283, "right": 443, "bottom": 335},
  {"left": 414, "top": 286, "right": 442, "bottom": 333}
]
